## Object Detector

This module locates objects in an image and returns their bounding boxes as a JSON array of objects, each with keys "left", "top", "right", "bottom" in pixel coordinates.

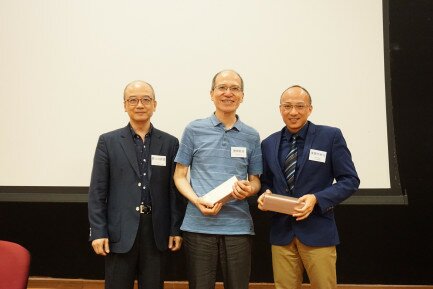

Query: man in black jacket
[{"left": 88, "top": 80, "right": 186, "bottom": 289}]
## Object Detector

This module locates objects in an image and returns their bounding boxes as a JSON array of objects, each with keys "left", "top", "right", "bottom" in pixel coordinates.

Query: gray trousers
[{"left": 183, "top": 232, "right": 252, "bottom": 289}]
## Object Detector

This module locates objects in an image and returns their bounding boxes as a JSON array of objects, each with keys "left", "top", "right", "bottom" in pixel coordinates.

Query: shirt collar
[
  {"left": 210, "top": 113, "right": 241, "bottom": 131},
  {"left": 129, "top": 123, "right": 153, "bottom": 139},
  {"left": 284, "top": 121, "right": 310, "bottom": 141}
]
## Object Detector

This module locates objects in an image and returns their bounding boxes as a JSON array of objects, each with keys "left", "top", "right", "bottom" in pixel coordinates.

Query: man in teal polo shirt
[{"left": 173, "top": 70, "right": 263, "bottom": 289}]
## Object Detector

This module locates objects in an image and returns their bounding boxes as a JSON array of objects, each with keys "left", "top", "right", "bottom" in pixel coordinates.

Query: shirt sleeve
[
  {"left": 174, "top": 124, "right": 194, "bottom": 166},
  {"left": 248, "top": 133, "right": 263, "bottom": 176}
]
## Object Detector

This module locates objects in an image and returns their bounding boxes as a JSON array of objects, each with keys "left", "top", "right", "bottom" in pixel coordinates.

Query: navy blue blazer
[
  {"left": 88, "top": 125, "right": 186, "bottom": 253},
  {"left": 261, "top": 122, "right": 360, "bottom": 247}
]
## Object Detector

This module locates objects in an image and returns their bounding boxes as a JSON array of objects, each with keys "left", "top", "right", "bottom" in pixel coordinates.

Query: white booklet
[{"left": 201, "top": 176, "right": 238, "bottom": 206}]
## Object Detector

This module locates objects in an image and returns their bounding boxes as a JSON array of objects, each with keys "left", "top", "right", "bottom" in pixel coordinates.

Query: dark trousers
[
  {"left": 105, "top": 214, "right": 165, "bottom": 289},
  {"left": 183, "top": 232, "right": 252, "bottom": 289}
]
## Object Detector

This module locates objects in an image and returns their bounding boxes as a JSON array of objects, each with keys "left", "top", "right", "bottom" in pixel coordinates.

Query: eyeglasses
[
  {"left": 214, "top": 85, "right": 243, "bottom": 93},
  {"left": 280, "top": 103, "right": 309, "bottom": 111},
  {"left": 125, "top": 97, "right": 154, "bottom": 106}
]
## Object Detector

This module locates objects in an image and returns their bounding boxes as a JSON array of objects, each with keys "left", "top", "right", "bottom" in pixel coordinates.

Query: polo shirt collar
[{"left": 210, "top": 113, "right": 242, "bottom": 131}]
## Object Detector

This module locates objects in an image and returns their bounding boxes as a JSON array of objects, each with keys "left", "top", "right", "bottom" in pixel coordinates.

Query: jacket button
[
  {"left": 136, "top": 207, "right": 139, "bottom": 211},
  {"left": 138, "top": 182, "right": 141, "bottom": 187}
]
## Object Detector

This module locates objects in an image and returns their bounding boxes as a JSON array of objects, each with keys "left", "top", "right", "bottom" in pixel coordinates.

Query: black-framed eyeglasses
[
  {"left": 125, "top": 97, "right": 154, "bottom": 106},
  {"left": 214, "top": 85, "right": 243, "bottom": 93}
]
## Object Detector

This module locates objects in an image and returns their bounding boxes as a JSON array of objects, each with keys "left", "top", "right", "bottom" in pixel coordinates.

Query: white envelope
[{"left": 201, "top": 176, "right": 238, "bottom": 205}]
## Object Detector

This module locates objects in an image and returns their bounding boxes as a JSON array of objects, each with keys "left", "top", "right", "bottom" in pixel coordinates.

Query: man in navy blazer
[
  {"left": 88, "top": 80, "right": 186, "bottom": 289},
  {"left": 258, "top": 85, "right": 359, "bottom": 289}
]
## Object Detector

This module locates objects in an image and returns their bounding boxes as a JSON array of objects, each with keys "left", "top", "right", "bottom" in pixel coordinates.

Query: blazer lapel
[
  {"left": 148, "top": 128, "right": 164, "bottom": 181},
  {"left": 119, "top": 126, "right": 140, "bottom": 177},
  {"left": 296, "top": 122, "right": 316, "bottom": 179},
  {"left": 150, "top": 128, "right": 164, "bottom": 156},
  {"left": 275, "top": 127, "right": 288, "bottom": 186}
]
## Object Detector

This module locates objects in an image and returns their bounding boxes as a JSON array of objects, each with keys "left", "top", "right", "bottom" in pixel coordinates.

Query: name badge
[
  {"left": 151, "top": 155, "right": 166, "bottom": 166},
  {"left": 309, "top": 149, "right": 327, "bottom": 163},
  {"left": 231, "top": 147, "right": 247, "bottom": 158}
]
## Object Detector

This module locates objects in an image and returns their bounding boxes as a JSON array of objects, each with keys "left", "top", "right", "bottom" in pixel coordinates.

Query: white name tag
[
  {"left": 309, "top": 149, "right": 327, "bottom": 163},
  {"left": 231, "top": 147, "right": 247, "bottom": 158},
  {"left": 151, "top": 155, "right": 166, "bottom": 166}
]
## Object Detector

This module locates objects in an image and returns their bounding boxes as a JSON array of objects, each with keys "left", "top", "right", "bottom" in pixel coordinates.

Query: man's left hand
[
  {"left": 231, "top": 180, "right": 253, "bottom": 200},
  {"left": 292, "top": 194, "right": 317, "bottom": 221},
  {"left": 168, "top": 236, "right": 183, "bottom": 251}
]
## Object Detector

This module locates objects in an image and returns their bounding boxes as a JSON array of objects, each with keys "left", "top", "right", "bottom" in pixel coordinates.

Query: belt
[{"left": 139, "top": 204, "right": 152, "bottom": 214}]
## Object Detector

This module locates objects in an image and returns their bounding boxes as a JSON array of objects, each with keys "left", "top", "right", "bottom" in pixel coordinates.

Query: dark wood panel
[{"left": 27, "top": 278, "right": 433, "bottom": 289}]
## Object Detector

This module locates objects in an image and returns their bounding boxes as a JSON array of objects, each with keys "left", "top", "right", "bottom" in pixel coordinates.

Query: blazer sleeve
[
  {"left": 314, "top": 128, "right": 360, "bottom": 213},
  {"left": 260, "top": 140, "right": 273, "bottom": 194},
  {"left": 169, "top": 139, "right": 186, "bottom": 236},
  {"left": 88, "top": 135, "right": 110, "bottom": 241}
]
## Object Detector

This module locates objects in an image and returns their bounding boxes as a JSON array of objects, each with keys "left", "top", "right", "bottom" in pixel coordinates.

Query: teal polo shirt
[{"left": 175, "top": 114, "right": 263, "bottom": 235}]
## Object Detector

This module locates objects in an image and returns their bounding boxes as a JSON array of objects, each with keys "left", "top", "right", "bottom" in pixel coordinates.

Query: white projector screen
[{"left": 0, "top": 0, "right": 403, "bottom": 203}]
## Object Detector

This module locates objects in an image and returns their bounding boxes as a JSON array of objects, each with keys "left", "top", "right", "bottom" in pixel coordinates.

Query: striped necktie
[{"left": 284, "top": 135, "right": 298, "bottom": 192}]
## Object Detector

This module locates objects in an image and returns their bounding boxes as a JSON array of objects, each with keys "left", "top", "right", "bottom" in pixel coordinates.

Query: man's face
[
  {"left": 279, "top": 87, "right": 312, "bottom": 133},
  {"left": 210, "top": 71, "right": 244, "bottom": 114},
  {"left": 123, "top": 83, "right": 156, "bottom": 124}
]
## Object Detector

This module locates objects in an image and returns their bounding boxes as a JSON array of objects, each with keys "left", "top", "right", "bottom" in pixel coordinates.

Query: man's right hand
[
  {"left": 194, "top": 198, "right": 223, "bottom": 216},
  {"left": 91, "top": 238, "right": 110, "bottom": 256},
  {"left": 257, "top": 189, "right": 272, "bottom": 211}
]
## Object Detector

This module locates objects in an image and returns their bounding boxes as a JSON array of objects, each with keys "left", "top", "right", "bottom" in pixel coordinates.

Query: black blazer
[{"left": 88, "top": 125, "right": 185, "bottom": 253}]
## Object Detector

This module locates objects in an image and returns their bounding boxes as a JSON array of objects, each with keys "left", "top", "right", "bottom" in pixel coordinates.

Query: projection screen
[{"left": 0, "top": 0, "right": 405, "bottom": 204}]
